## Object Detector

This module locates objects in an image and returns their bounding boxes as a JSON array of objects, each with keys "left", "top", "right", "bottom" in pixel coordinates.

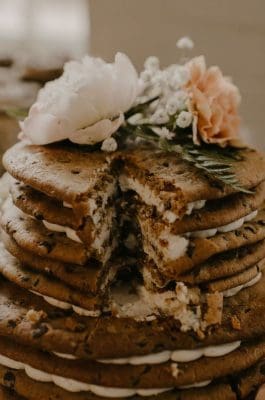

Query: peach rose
[{"left": 185, "top": 56, "right": 242, "bottom": 147}]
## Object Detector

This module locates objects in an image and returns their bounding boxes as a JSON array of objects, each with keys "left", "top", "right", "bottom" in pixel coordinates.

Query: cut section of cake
[{"left": 118, "top": 147, "right": 265, "bottom": 305}]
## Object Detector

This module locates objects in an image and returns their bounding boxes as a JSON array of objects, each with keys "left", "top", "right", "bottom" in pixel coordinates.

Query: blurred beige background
[{"left": 90, "top": 0, "right": 265, "bottom": 150}]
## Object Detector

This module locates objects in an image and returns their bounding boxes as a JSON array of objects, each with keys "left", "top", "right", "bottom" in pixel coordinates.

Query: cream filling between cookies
[
  {"left": 42, "top": 209, "right": 114, "bottom": 254},
  {"left": 87, "top": 181, "right": 117, "bottom": 225},
  {"left": 222, "top": 272, "right": 262, "bottom": 298},
  {"left": 63, "top": 180, "right": 116, "bottom": 226},
  {"left": 187, "top": 210, "right": 258, "bottom": 239},
  {"left": 0, "top": 353, "right": 215, "bottom": 397},
  {"left": 43, "top": 220, "right": 82, "bottom": 243},
  {"left": 96, "top": 340, "right": 241, "bottom": 365},
  {"left": 119, "top": 175, "right": 206, "bottom": 223},
  {"left": 145, "top": 210, "right": 258, "bottom": 263},
  {"left": 30, "top": 290, "right": 100, "bottom": 317}
]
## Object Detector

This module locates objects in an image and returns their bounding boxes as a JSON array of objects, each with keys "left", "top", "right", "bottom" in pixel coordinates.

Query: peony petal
[
  {"left": 69, "top": 114, "right": 124, "bottom": 145},
  {"left": 186, "top": 56, "right": 241, "bottom": 148},
  {"left": 20, "top": 104, "right": 70, "bottom": 145}
]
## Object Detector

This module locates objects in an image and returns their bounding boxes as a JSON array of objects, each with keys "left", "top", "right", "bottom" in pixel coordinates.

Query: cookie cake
[{"left": 0, "top": 43, "right": 265, "bottom": 400}]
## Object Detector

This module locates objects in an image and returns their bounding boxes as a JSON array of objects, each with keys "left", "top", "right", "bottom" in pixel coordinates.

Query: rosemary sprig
[{"left": 129, "top": 126, "right": 253, "bottom": 194}]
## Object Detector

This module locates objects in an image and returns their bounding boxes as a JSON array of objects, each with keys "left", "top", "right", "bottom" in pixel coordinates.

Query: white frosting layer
[
  {"left": 187, "top": 210, "right": 258, "bottom": 239},
  {"left": 30, "top": 290, "right": 100, "bottom": 317},
  {"left": 158, "top": 231, "right": 189, "bottom": 261},
  {"left": 63, "top": 201, "right": 73, "bottom": 208},
  {"left": 179, "top": 380, "right": 212, "bottom": 389},
  {"left": 53, "top": 352, "right": 77, "bottom": 360},
  {"left": 0, "top": 353, "right": 215, "bottom": 396},
  {"left": 43, "top": 220, "right": 82, "bottom": 243},
  {"left": 185, "top": 200, "right": 206, "bottom": 215},
  {"left": 43, "top": 208, "right": 114, "bottom": 259},
  {"left": 145, "top": 210, "right": 258, "bottom": 269},
  {"left": 88, "top": 181, "right": 117, "bottom": 225},
  {"left": 120, "top": 175, "right": 168, "bottom": 213},
  {"left": 222, "top": 272, "right": 262, "bottom": 298},
  {"left": 97, "top": 341, "right": 241, "bottom": 365},
  {"left": 0, "top": 353, "right": 173, "bottom": 397},
  {"left": 119, "top": 175, "right": 207, "bottom": 223}
]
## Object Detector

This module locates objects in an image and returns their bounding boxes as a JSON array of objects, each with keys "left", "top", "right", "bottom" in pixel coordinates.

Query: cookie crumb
[
  {"left": 26, "top": 309, "right": 47, "bottom": 324},
  {"left": 231, "top": 315, "right": 241, "bottom": 330},
  {"left": 204, "top": 292, "right": 223, "bottom": 326},
  {"left": 171, "top": 363, "right": 179, "bottom": 379},
  {"left": 196, "top": 328, "right": 205, "bottom": 340}
]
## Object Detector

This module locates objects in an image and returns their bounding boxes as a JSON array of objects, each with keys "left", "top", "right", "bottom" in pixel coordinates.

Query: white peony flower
[{"left": 19, "top": 53, "right": 139, "bottom": 146}]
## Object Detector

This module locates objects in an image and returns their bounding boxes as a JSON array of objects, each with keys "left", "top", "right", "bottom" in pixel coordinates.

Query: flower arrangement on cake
[{"left": 18, "top": 38, "right": 250, "bottom": 194}]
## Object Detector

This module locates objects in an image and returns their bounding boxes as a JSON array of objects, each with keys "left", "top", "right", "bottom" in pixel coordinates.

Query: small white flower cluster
[
  {"left": 101, "top": 137, "right": 118, "bottom": 152},
  {"left": 134, "top": 54, "right": 194, "bottom": 138},
  {"left": 176, "top": 36, "right": 194, "bottom": 50}
]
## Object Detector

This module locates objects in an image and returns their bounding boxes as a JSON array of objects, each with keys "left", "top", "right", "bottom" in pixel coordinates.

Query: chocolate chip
[
  {"left": 187, "top": 243, "right": 195, "bottom": 258},
  {"left": 33, "top": 278, "right": 40, "bottom": 287},
  {"left": 48, "top": 310, "right": 68, "bottom": 319},
  {"left": 34, "top": 212, "right": 44, "bottom": 221},
  {"left": 245, "top": 226, "right": 256, "bottom": 234},
  {"left": 39, "top": 241, "right": 53, "bottom": 253},
  {"left": 260, "top": 363, "right": 265, "bottom": 375},
  {"left": 74, "top": 323, "right": 86, "bottom": 333},
  {"left": 3, "top": 372, "right": 15, "bottom": 389},
  {"left": 136, "top": 340, "right": 148, "bottom": 348},
  {"left": 84, "top": 344, "right": 92, "bottom": 355},
  {"left": 32, "top": 324, "right": 48, "bottom": 338},
  {"left": 7, "top": 320, "right": 17, "bottom": 328}
]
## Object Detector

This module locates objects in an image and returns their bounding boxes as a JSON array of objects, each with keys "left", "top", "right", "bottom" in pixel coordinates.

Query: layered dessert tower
[{"left": 0, "top": 49, "right": 265, "bottom": 399}]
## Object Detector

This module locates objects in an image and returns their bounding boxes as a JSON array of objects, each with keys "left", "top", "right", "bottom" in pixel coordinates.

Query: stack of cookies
[
  {"left": 120, "top": 148, "right": 265, "bottom": 299},
  {"left": 1, "top": 142, "right": 120, "bottom": 318},
  {"left": 0, "top": 140, "right": 265, "bottom": 400}
]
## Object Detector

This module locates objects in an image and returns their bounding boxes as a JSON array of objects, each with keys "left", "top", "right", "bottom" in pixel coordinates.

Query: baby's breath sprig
[{"left": 121, "top": 46, "right": 250, "bottom": 195}]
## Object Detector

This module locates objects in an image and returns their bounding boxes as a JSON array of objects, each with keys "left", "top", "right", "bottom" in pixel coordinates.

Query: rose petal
[{"left": 185, "top": 56, "right": 242, "bottom": 147}]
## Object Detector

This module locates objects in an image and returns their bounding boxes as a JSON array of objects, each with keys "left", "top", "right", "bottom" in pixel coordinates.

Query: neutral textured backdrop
[{"left": 90, "top": 0, "right": 264, "bottom": 150}]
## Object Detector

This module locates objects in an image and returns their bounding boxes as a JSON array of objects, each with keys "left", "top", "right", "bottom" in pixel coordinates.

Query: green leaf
[
  {"left": 125, "top": 123, "right": 253, "bottom": 195},
  {"left": 181, "top": 144, "right": 253, "bottom": 194}
]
